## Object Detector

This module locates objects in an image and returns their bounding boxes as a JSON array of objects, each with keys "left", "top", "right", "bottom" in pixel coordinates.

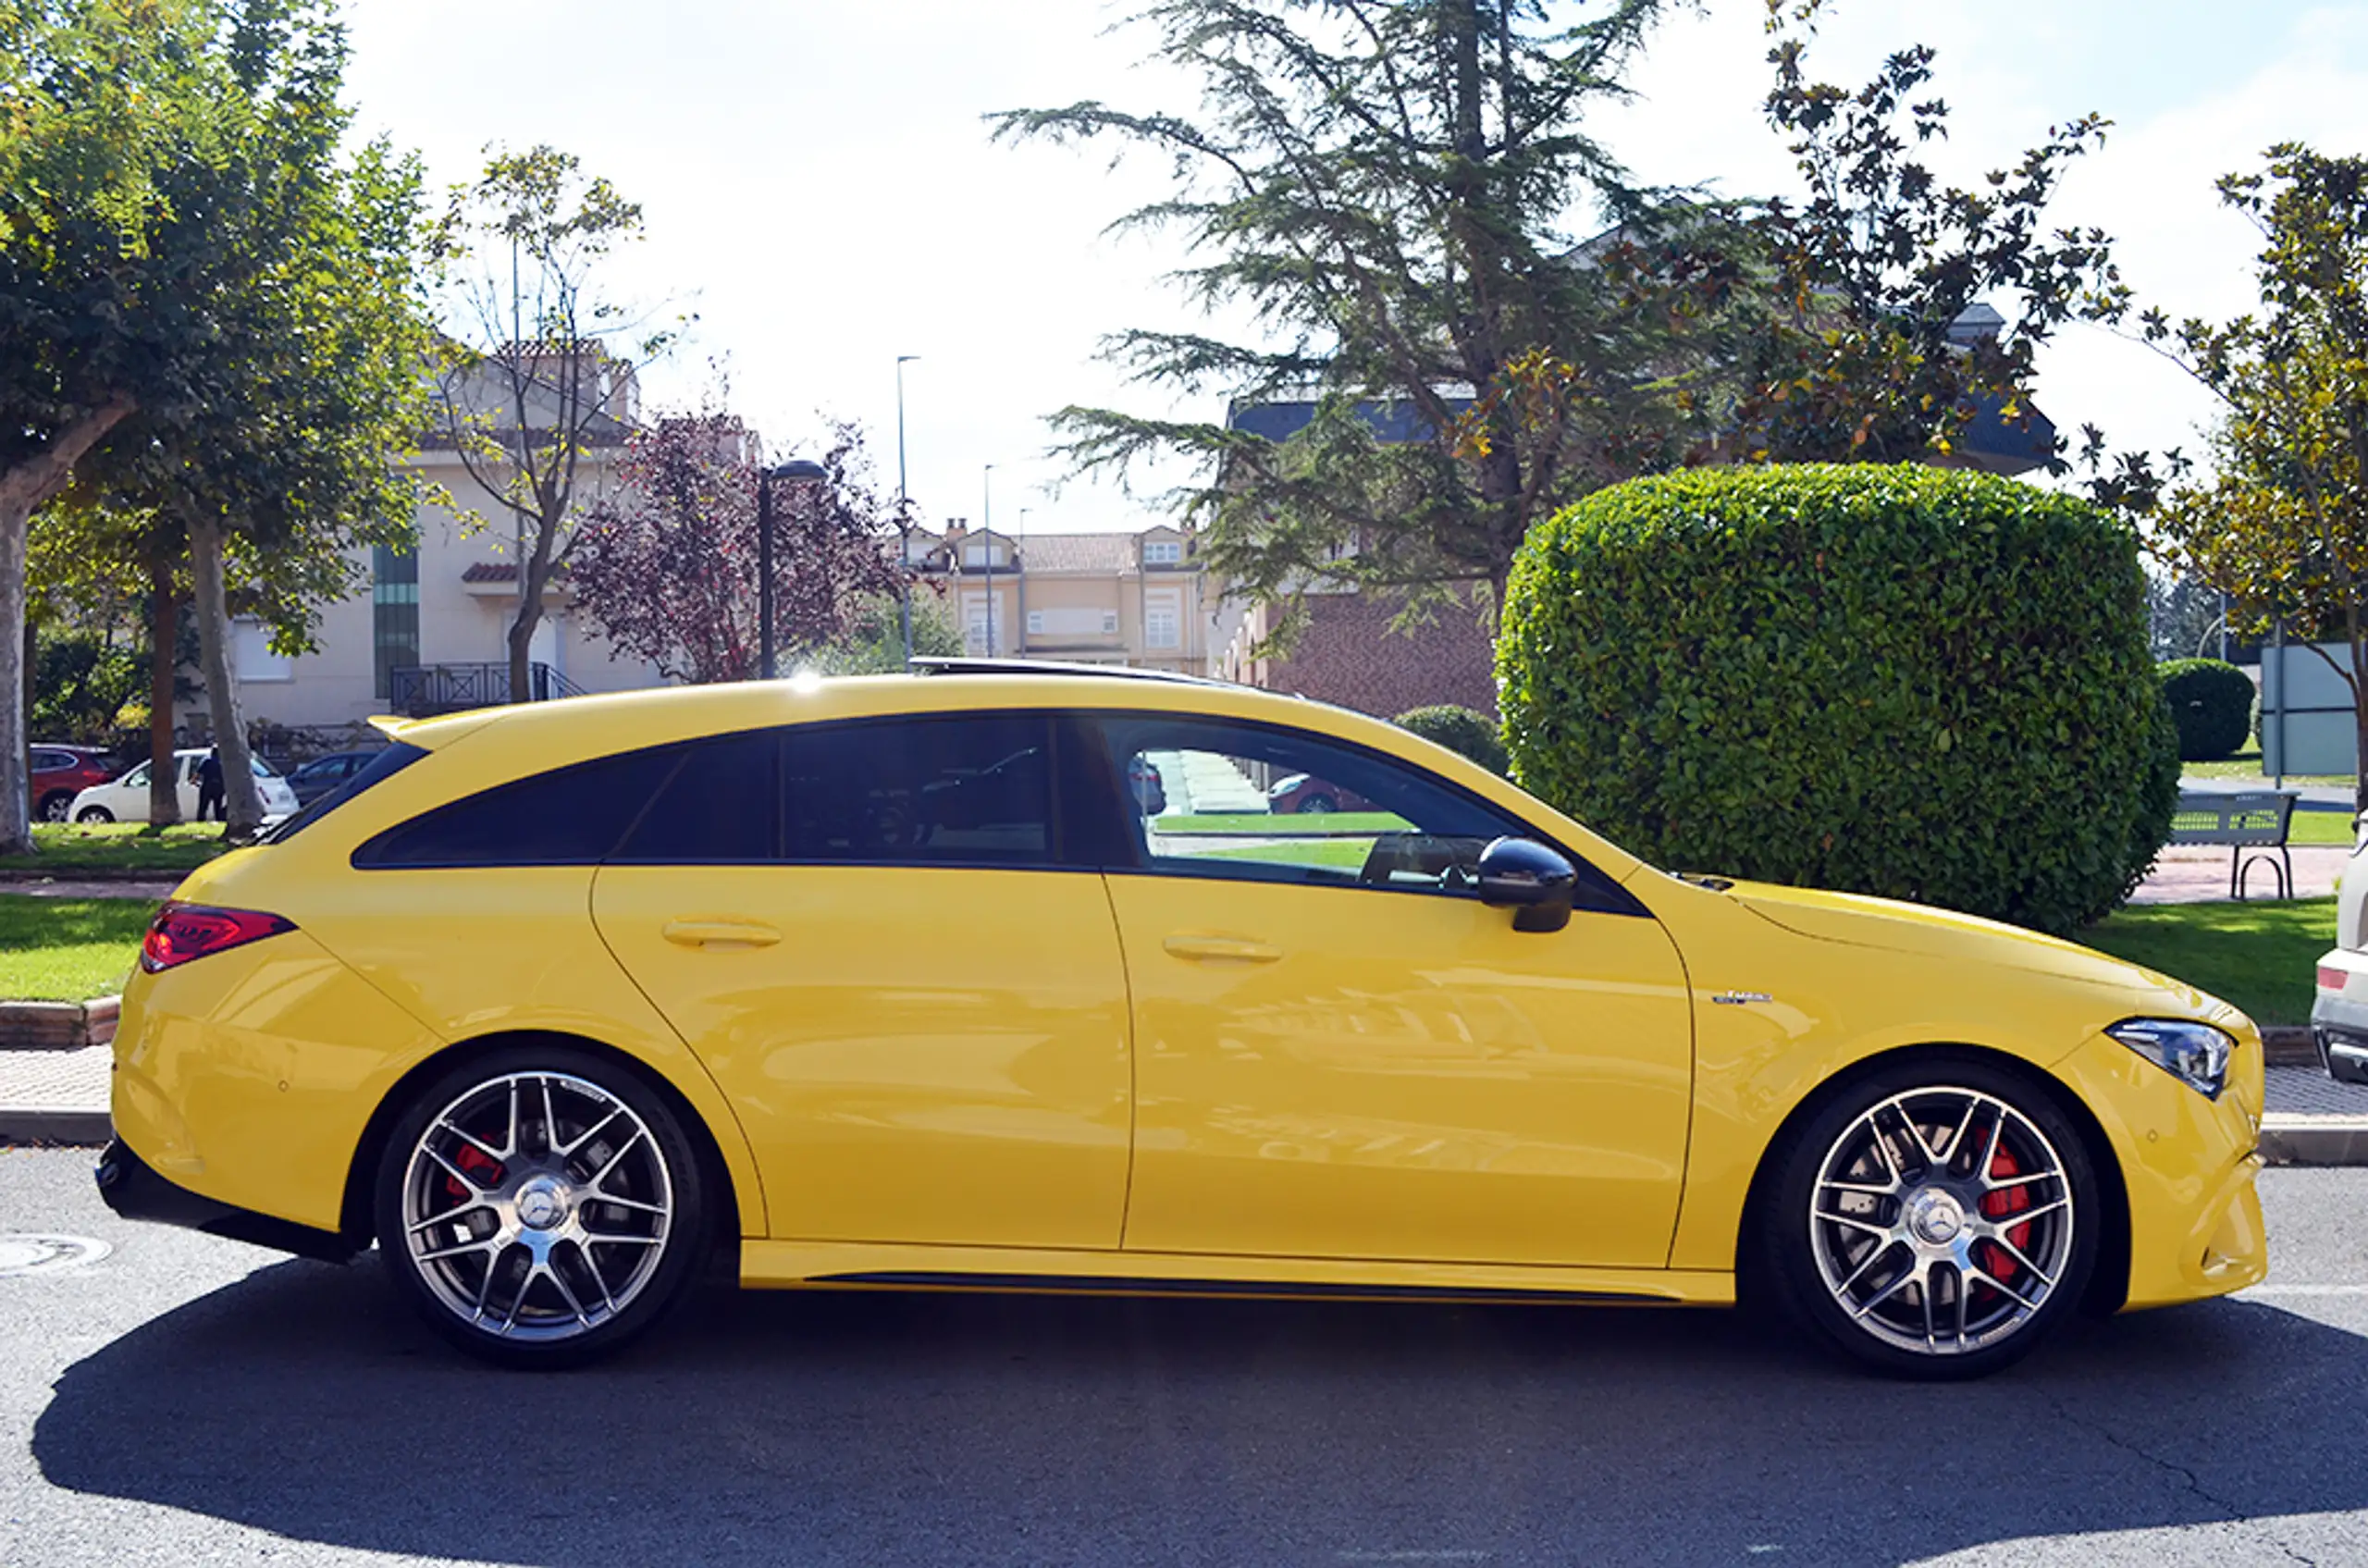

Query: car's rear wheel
[
  {"left": 1760, "top": 1056, "right": 2098, "bottom": 1379},
  {"left": 74, "top": 805, "right": 114, "bottom": 823},
  {"left": 1297, "top": 793, "right": 1337, "bottom": 815},
  {"left": 374, "top": 1046, "right": 708, "bottom": 1368},
  {"left": 38, "top": 791, "right": 72, "bottom": 822}
]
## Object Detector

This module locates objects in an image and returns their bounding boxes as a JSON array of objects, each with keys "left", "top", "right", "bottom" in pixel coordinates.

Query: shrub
[
  {"left": 1497, "top": 464, "right": 2179, "bottom": 935},
  {"left": 1395, "top": 704, "right": 1507, "bottom": 774},
  {"left": 2157, "top": 658, "right": 2255, "bottom": 761}
]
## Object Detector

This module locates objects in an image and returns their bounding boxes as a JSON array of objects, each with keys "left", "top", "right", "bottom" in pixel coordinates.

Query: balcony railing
[{"left": 388, "top": 661, "right": 586, "bottom": 717}]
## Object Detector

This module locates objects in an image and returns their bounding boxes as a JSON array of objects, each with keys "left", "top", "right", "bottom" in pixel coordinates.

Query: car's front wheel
[
  {"left": 374, "top": 1046, "right": 709, "bottom": 1368},
  {"left": 74, "top": 805, "right": 114, "bottom": 824},
  {"left": 1760, "top": 1056, "right": 2099, "bottom": 1379},
  {"left": 38, "top": 791, "right": 72, "bottom": 822}
]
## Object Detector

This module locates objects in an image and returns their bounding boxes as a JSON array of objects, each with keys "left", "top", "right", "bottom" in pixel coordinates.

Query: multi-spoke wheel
[
  {"left": 1761, "top": 1057, "right": 2098, "bottom": 1379},
  {"left": 375, "top": 1048, "right": 707, "bottom": 1367}
]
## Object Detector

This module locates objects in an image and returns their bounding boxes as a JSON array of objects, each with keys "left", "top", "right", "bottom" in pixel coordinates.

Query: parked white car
[
  {"left": 68, "top": 749, "right": 298, "bottom": 824},
  {"left": 2311, "top": 815, "right": 2368, "bottom": 1086}
]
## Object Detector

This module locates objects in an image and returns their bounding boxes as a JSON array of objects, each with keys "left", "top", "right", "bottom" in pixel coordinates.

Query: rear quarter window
[
  {"left": 352, "top": 747, "right": 681, "bottom": 869},
  {"left": 264, "top": 745, "right": 430, "bottom": 846}
]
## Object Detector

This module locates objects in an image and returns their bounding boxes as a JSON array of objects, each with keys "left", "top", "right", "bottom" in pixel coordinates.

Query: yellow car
[{"left": 94, "top": 665, "right": 2266, "bottom": 1377}]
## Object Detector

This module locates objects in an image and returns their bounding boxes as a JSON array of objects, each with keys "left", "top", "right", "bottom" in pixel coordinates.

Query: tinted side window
[
  {"left": 783, "top": 715, "right": 1054, "bottom": 866},
  {"left": 266, "top": 744, "right": 428, "bottom": 845},
  {"left": 613, "top": 730, "right": 778, "bottom": 862},
  {"left": 353, "top": 747, "right": 680, "bottom": 869}
]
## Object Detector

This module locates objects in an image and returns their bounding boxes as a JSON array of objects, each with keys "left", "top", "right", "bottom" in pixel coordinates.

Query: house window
[
  {"left": 962, "top": 543, "right": 997, "bottom": 569},
  {"left": 966, "top": 603, "right": 995, "bottom": 653},
  {"left": 232, "top": 619, "right": 292, "bottom": 682},
  {"left": 1102, "top": 611, "right": 1119, "bottom": 634},
  {"left": 373, "top": 544, "right": 420, "bottom": 699},
  {"left": 1143, "top": 538, "right": 1183, "bottom": 565},
  {"left": 1145, "top": 605, "right": 1180, "bottom": 649},
  {"left": 1027, "top": 610, "right": 1046, "bottom": 635}
]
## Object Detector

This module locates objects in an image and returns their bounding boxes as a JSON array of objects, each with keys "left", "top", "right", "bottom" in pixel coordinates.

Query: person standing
[{"left": 195, "top": 747, "right": 225, "bottom": 823}]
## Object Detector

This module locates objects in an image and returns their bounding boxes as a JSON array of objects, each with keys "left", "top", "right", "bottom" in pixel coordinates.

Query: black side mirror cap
[{"left": 1476, "top": 836, "right": 1577, "bottom": 933}]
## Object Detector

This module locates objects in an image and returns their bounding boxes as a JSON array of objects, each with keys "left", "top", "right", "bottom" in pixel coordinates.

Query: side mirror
[{"left": 1476, "top": 836, "right": 1577, "bottom": 933}]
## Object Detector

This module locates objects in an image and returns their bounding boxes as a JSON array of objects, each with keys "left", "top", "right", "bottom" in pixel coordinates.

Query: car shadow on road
[{"left": 32, "top": 1256, "right": 2368, "bottom": 1566}]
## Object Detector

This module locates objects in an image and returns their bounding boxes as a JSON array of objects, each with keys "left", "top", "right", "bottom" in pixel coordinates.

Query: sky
[{"left": 337, "top": 0, "right": 2368, "bottom": 536}]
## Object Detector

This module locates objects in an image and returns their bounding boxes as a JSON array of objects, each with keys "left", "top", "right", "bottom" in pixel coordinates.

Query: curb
[
  {"left": 0, "top": 1106, "right": 110, "bottom": 1145},
  {"left": 0, "top": 997, "right": 117, "bottom": 1052},
  {"left": 0, "top": 868, "right": 191, "bottom": 883},
  {"left": 2258, "top": 1117, "right": 2368, "bottom": 1167}
]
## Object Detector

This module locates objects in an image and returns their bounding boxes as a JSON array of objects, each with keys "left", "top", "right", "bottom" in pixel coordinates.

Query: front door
[
  {"left": 1092, "top": 714, "right": 1694, "bottom": 1269},
  {"left": 592, "top": 713, "right": 1133, "bottom": 1250}
]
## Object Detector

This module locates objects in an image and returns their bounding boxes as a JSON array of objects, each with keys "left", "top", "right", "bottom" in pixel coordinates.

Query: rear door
[{"left": 591, "top": 713, "right": 1135, "bottom": 1250}]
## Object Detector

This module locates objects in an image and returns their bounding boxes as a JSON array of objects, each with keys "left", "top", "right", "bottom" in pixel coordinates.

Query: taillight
[
  {"left": 141, "top": 903, "right": 296, "bottom": 973},
  {"left": 2320, "top": 963, "right": 2349, "bottom": 995}
]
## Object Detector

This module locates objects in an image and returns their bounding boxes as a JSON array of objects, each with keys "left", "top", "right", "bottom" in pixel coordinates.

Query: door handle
[
  {"left": 662, "top": 920, "right": 783, "bottom": 949},
  {"left": 1163, "top": 934, "right": 1283, "bottom": 963}
]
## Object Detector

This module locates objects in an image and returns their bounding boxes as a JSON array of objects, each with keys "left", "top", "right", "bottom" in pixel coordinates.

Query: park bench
[{"left": 2167, "top": 788, "right": 2298, "bottom": 899}]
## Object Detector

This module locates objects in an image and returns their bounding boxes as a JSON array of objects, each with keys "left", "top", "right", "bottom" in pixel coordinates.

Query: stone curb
[
  {"left": 0, "top": 867, "right": 188, "bottom": 883},
  {"left": 0, "top": 997, "right": 117, "bottom": 1052},
  {"left": 0, "top": 1106, "right": 110, "bottom": 1145},
  {"left": 2258, "top": 1117, "right": 2368, "bottom": 1167},
  {"left": 2263, "top": 1028, "right": 2317, "bottom": 1068}
]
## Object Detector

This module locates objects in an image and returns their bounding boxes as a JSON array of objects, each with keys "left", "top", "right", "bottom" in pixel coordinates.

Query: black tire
[
  {"left": 75, "top": 806, "right": 114, "bottom": 824},
  {"left": 374, "top": 1043, "right": 709, "bottom": 1369},
  {"left": 38, "top": 791, "right": 72, "bottom": 823},
  {"left": 1298, "top": 793, "right": 1337, "bottom": 815},
  {"left": 1755, "top": 1054, "right": 2100, "bottom": 1380}
]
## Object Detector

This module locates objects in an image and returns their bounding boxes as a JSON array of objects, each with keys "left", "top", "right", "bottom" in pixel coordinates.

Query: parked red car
[
  {"left": 31, "top": 745, "right": 119, "bottom": 822},
  {"left": 1267, "top": 772, "right": 1376, "bottom": 815}
]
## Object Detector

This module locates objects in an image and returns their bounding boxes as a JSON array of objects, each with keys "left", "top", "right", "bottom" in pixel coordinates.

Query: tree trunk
[
  {"left": 148, "top": 548, "right": 182, "bottom": 826},
  {"left": 0, "top": 395, "right": 137, "bottom": 856},
  {"left": 188, "top": 513, "right": 265, "bottom": 841},
  {"left": 508, "top": 598, "right": 538, "bottom": 704}
]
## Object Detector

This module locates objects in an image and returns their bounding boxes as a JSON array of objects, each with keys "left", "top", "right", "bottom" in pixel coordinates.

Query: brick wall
[{"left": 1264, "top": 591, "right": 1498, "bottom": 718}]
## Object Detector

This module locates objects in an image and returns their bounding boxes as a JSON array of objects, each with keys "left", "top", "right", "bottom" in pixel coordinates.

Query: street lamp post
[
  {"left": 895, "top": 355, "right": 919, "bottom": 663},
  {"left": 980, "top": 463, "right": 997, "bottom": 656},
  {"left": 758, "top": 458, "right": 829, "bottom": 680}
]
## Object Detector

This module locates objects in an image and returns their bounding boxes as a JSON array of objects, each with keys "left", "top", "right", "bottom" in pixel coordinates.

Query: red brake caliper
[
  {"left": 1978, "top": 1140, "right": 2033, "bottom": 1284},
  {"left": 448, "top": 1142, "right": 503, "bottom": 1200}
]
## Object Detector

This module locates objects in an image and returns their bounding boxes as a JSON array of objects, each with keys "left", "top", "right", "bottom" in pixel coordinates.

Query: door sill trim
[{"left": 741, "top": 1240, "right": 1732, "bottom": 1306}]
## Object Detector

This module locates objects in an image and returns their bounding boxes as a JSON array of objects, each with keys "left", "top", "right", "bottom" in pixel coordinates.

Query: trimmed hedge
[
  {"left": 1497, "top": 465, "right": 2179, "bottom": 935},
  {"left": 1395, "top": 704, "right": 1508, "bottom": 774},
  {"left": 2158, "top": 658, "right": 2255, "bottom": 761}
]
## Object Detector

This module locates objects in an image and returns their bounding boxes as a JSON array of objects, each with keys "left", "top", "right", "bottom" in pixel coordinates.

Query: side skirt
[{"left": 741, "top": 1241, "right": 1734, "bottom": 1308}]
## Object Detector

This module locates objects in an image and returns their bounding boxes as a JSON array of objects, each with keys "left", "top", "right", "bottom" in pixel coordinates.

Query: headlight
[{"left": 2106, "top": 1018, "right": 2234, "bottom": 1099}]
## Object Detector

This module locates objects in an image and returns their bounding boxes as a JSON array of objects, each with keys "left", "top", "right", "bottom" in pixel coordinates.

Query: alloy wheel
[
  {"left": 398, "top": 1070, "right": 675, "bottom": 1343},
  {"left": 1807, "top": 1085, "right": 2075, "bottom": 1358}
]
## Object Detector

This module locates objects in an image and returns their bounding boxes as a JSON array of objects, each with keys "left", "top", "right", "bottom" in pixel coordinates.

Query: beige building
[
  {"left": 214, "top": 354, "right": 667, "bottom": 733},
  {"left": 908, "top": 520, "right": 1216, "bottom": 675}
]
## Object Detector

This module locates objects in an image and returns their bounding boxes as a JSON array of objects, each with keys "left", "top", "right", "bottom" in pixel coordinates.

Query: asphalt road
[{"left": 2, "top": 1152, "right": 2365, "bottom": 1568}]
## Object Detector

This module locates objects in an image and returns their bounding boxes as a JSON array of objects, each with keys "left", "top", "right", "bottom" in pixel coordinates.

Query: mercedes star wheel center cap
[
  {"left": 1906, "top": 1189, "right": 1967, "bottom": 1245},
  {"left": 515, "top": 1177, "right": 570, "bottom": 1232}
]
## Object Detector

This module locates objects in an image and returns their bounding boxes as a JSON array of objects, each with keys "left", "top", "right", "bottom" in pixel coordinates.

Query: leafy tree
[
  {"left": 2145, "top": 145, "right": 2368, "bottom": 809},
  {"left": 79, "top": 1, "right": 435, "bottom": 838},
  {"left": 570, "top": 419, "right": 913, "bottom": 683},
  {"left": 810, "top": 591, "right": 962, "bottom": 676},
  {"left": 0, "top": 0, "right": 223, "bottom": 852},
  {"left": 0, "top": 0, "right": 432, "bottom": 847},
  {"left": 436, "top": 146, "right": 673, "bottom": 706},
  {"left": 1733, "top": 6, "right": 2128, "bottom": 473},
  {"left": 993, "top": 0, "right": 1739, "bottom": 626}
]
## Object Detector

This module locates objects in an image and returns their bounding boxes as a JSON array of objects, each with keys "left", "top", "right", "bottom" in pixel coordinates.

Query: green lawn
[
  {"left": 0, "top": 821, "right": 228, "bottom": 875},
  {"left": 1192, "top": 840, "right": 1373, "bottom": 870},
  {"left": 2080, "top": 895, "right": 2335, "bottom": 1027},
  {"left": 0, "top": 894, "right": 155, "bottom": 1001}
]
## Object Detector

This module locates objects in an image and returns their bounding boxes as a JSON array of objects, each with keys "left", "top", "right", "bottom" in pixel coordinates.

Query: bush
[
  {"left": 1497, "top": 464, "right": 2179, "bottom": 935},
  {"left": 2157, "top": 658, "right": 2255, "bottom": 761},
  {"left": 1395, "top": 704, "right": 1507, "bottom": 774}
]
